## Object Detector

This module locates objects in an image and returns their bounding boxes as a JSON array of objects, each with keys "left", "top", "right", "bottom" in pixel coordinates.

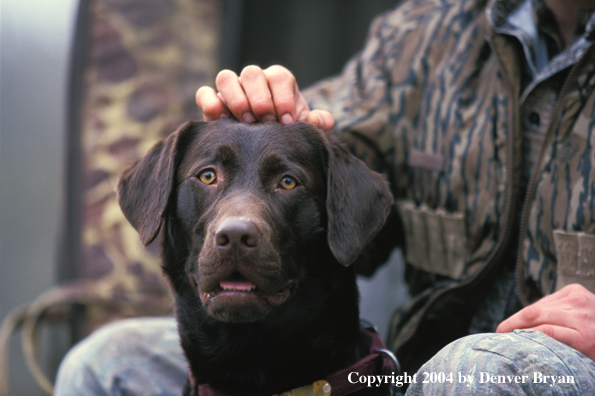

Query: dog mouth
[{"left": 198, "top": 271, "right": 294, "bottom": 320}]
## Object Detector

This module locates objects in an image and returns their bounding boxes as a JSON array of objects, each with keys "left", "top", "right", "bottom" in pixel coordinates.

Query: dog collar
[{"left": 196, "top": 329, "right": 396, "bottom": 396}]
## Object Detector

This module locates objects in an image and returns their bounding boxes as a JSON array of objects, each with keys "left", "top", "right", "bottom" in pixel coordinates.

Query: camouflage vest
[{"left": 304, "top": 0, "right": 595, "bottom": 373}]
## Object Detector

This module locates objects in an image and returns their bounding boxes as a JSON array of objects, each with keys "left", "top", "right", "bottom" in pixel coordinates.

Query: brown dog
[{"left": 117, "top": 120, "right": 393, "bottom": 395}]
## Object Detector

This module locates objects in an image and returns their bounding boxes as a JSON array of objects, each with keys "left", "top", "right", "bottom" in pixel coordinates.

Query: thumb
[{"left": 306, "top": 110, "right": 335, "bottom": 131}]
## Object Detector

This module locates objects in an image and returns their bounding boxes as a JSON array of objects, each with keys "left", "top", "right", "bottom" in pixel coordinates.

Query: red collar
[{"left": 196, "top": 329, "right": 394, "bottom": 396}]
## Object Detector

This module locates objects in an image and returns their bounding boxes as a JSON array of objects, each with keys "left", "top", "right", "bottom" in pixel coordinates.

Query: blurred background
[{"left": 0, "top": 0, "right": 406, "bottom": 394}]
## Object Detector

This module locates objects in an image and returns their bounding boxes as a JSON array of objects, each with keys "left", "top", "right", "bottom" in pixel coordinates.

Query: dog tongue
[{"left": 219, "top": 281, "right": 256, "bottom": 291}]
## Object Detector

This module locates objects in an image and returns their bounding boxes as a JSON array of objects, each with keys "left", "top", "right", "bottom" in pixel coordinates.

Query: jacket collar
[
  {"left": 488, "top": 0, "right": 594, "bottom": 36},
  {"left": 485, "top": 0, "right": 595, "bottom": 101}
]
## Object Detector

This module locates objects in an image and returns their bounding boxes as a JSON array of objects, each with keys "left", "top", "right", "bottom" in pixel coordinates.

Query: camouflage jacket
[{"left": 304, "top": 0, "right": 595, "bottom": 372}]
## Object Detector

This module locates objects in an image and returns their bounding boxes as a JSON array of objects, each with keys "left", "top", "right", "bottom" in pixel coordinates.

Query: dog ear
[
  {"left": 117, "top": 121, "right": 202, "bottom": 246},
  {"left": 326, "top": 137, "right": 393, "bottom": 266}
]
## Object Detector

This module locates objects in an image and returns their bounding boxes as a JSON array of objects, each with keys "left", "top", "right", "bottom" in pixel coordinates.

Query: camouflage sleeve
[
  {"left": 302, "top": 8, "right": 403, "bottom": 276},
  {"left": 302, "top": 5, "right": 405, "bottom": 180}
]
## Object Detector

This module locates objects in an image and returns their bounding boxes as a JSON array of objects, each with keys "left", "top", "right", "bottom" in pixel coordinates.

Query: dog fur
[{"left": 117, "top": 120, "right": 393, "bottom": 394}]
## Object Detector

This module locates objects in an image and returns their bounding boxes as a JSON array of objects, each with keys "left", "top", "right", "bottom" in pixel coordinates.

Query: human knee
[
  {"left": 55, "top": 317, "right": 181, "bottom": 395},
  {"left": 408, "top": 331, "right": 594, "bottom": 396}
]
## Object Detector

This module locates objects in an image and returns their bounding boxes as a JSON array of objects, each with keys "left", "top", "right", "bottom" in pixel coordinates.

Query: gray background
[{"left": 1, "top": 1, "right": 78, "bottom": 394}]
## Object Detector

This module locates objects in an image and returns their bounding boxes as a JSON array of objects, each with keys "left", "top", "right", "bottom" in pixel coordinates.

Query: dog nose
[{"left": 215, "top": 218, "right": 259, "bottom": 249}]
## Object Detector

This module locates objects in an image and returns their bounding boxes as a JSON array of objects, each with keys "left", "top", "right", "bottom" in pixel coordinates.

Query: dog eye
[
  {"left": 279, "top": 176, "right": 297, "bottom": 190},
  {"left": 198, "top": 170, "right": 217, "bottom": 185}
]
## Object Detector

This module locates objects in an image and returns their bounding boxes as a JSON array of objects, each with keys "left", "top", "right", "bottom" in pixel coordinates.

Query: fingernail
[
  {"left": 281, "top": 113, "right": 294, "bottom": 124},
  {"left": 262, "top": 114, "right": 276, "bottom": 123},
  {"left": 316, "top": 114, "right": 324, "bottom": 127},
  {"left": 242, "top": 112, "right": 256, "bottom": 123}
]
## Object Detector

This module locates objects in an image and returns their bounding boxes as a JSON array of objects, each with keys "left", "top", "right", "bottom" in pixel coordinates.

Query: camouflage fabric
[
  {"left": 78, "top": 0, "right": 222, "bottom": 330},
  {"left": 303, "top": 0, "right": 595, "bottom": 373},
  {"left": 52, "top": 0, "right": 595, "bottom": 394},
  {"left": 55, "top": 319, "right": 595, "bottom": 395},
  {"left": 407, "top": 330, "right": 595, "bottom": 395},
  {"left": 55, "top": 317, "right": 188, "bottom": 396}
]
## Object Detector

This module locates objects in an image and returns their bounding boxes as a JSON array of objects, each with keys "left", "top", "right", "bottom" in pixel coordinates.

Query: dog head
[{"left": 117, "top": 120, "right": 392, "bottom": 323}]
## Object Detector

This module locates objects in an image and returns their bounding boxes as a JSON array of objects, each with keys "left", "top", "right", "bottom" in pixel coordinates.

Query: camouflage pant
[
  {"left": 406, "top": 330, "right": 595, "bottom": 396},
  {"left": 54, "top": 317, "right": 188, "bottom": 396},
  {"left": 55, "top": 318, "right": 595, "bottom": 396}
]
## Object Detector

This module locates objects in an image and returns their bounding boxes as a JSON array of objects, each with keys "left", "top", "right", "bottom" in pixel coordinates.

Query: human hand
[
  {"left": 195, "top": 65, "right": 335, "bottom": 131},
  {"left": 496, "top": 284, "right": 595, "bottom": 361}
]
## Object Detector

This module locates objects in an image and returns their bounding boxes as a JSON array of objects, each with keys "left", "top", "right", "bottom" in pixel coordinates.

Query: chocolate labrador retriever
[{"left": 117, "top": 120, "right": 394, "bottom": 395}]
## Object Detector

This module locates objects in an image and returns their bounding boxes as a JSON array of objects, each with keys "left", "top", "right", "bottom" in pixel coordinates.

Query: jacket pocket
[
  {"left": 552, "top": 230, "right": 595, "bottom": 293},
  {"left": 397, "top": 200, "right": 466, "bottom": 279}
]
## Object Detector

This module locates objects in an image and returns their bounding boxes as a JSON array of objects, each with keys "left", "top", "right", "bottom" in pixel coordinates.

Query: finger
[
  {"left": 535, "top": 325, "right": 595, "bottom": 361},
  {"left": 216, "top": 69, "right": 255, "bottom": 123},
  {"left": 305, "top": 110, "right": 335, "bottom": 131},
  {"left": 499, "top": 284, "right": 595, "bottom": 334},
  {"left": 239, "top": 65, "right": 276, "bottom": 122},
  {"left": 497, "top": 285, "right": 580, "bottom": 334},
  {"left": 497, "top": 304, "right": 548, "bottom": 333},
  {"left": 263, "top": 65, "right": 299, "bottom": 124},
  {"left": 294, "top": 95, "right": 311, "bottom": 123},
  {"left": 195, "top": 86, "right": 230, "bottom": 121},
  {"left": 530, "top": 324, "right": 581, "bottom": 350},
  {"left": 497, "top": 302, "right": 579, "bottom": 334}
]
